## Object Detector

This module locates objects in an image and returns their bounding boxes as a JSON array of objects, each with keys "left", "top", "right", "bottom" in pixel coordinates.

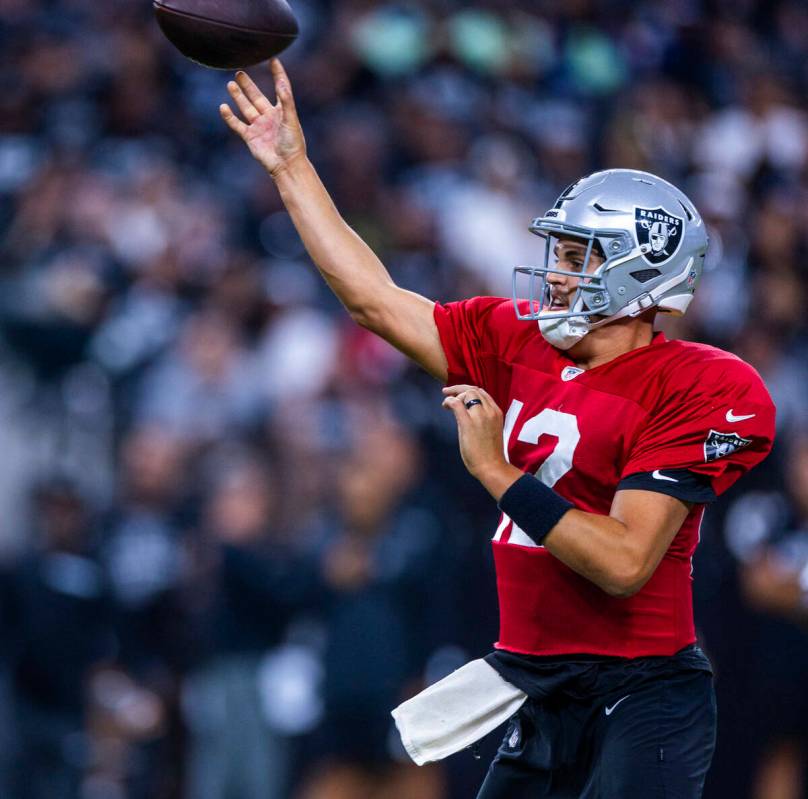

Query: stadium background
[{"left": 1, "top": 0, "right": 807, "bottom": 797}]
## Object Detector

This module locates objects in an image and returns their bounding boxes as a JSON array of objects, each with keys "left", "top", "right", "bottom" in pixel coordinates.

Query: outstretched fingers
[
  {"left": 270, "top": 58, "right": 299, "bottom": 122},
  {"left": 235, "top": 70, "right": 272, "bottom": 113},
  {"left": 227, "top": 79, "right": 259, "bottom": 122},
  {"left": 219, "top": 103, "right": 247, "bottom": 137}
]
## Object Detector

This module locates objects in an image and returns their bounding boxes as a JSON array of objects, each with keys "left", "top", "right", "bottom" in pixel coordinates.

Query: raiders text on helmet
[{"left": 512, "top": 169, "right": 708, "bottom": 349}]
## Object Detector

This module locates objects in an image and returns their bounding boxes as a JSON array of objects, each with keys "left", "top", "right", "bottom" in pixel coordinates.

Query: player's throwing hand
[{"left": 219, "top": 59, "right": 306, "bottom": 177}]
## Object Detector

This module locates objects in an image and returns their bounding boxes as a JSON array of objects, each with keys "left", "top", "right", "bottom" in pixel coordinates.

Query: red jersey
[{"left": 434, "top": 297, "right": 775, "bottom": 658}]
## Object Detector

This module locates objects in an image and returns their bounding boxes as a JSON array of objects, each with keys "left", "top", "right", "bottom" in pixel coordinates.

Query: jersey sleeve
[
  {"left": 432, "top": 296, "right": 512, "bottom": 389},
  {"left": 620, "top": 356, "right": 776, "bottom": 498}
]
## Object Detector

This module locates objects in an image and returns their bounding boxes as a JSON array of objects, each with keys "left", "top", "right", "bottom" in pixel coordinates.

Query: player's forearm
[
  {"left": 543, "top": 511, "right": 657, "bottom": 598},
  {"left": 271, "top": 157, "right": 448, "bottom": 380},
  {"left": 273, "top": 156, "right": 395, "bottom": 321},
  {"left": 477, "top": 463, "right": 665, "bottom": 597}
]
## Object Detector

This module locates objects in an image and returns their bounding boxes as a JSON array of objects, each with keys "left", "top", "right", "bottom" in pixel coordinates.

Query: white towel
[{"left": 391, "top": 658, "right": 527, "bottom": 765}]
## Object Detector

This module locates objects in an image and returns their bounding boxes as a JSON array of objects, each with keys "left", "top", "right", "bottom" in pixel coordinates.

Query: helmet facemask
[{"left": 512, "top": 222, "right": 634, "bottom": 349}]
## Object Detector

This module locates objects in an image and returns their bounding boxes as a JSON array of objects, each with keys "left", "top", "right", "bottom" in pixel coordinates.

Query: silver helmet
[{"left": 513, "top": 169, "right": 708, "bottom": 349}]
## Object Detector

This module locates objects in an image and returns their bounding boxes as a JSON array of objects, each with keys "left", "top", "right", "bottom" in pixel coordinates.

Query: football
[{"left": 154, "top": 0, "right": 298, "bottom": 70}]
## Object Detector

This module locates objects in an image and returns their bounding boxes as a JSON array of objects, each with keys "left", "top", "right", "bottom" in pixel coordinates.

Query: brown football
[{"left": 154, "top": 0, "right": 298, "bottom": 70}]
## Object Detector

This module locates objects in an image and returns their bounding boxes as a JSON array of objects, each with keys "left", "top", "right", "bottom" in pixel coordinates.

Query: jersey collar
[{"left": 560, "top": 330, "right": 668, "bottom": 375}]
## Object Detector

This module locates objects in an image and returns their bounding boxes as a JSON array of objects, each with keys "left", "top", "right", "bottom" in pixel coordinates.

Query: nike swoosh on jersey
[
  {"left": 652, "top": 470, "right": 678, "bottom": 482},
  {"left": 605, "top": 695, "right": 631, "bottom": 716},
  {"left": 726, "top": 410, "right": 756, "bottom": 423}
]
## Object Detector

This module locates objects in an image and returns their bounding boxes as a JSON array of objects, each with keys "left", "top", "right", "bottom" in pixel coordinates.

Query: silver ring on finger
[{"left": 464, "top": 398, "right": 483, "bottom": 410}]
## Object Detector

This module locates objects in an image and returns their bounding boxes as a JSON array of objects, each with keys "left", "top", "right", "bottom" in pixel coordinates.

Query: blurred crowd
[{"left": 1, "top": 0, "right": 807, "bottom": 797}]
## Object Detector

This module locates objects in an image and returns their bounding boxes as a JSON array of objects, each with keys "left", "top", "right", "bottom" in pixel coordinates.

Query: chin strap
[{"left": 538, "top": 290, "right": 593, "bottom": 349}]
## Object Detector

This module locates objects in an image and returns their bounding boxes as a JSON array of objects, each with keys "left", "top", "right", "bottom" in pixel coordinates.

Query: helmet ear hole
[{"left": 629, "top": 268, "right": 661, "bottom": 283}]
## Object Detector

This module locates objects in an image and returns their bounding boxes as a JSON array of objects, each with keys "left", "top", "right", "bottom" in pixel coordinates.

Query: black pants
[{"left": 477, "top": 647, "right": 716, "bottom": 799}]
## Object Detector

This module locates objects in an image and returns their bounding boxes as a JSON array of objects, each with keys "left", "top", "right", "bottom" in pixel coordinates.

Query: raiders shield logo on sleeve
[
  {"left": 704, "top": 430, "right": 752, "bottom": 462},
  {"left": 634, "top": 207, "right": 684, "bottom": 265}
]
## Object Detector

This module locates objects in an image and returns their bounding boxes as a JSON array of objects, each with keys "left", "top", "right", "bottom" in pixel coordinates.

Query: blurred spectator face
[
  {"left": 338, "top": 421, "right": 419, "bottom": 533},
  {"left": 744, "top": 73, "right": 789, "bottom": 117},
  {"left": 34, "top": 482, "right": 88, "bottom": 552},
  {"left": 121, "top": 426, "right": 187, "bottom": 506},
  {"left": 209, "top": 255, "right": 266, "bottom": 325},
  {"left": 737, "top": 324, "right": 779, "bottom": 373},
  {"left": 0, "top": 0, "right": 28, "bottom": 18},
  {"left": 787, "top": 441, "right": 808, "bottom": 519},
  {"left": 379, "top": 187, "right": 435, "bottom": 250},
  {"left": 392, "top": 95, "right": 467, "bottom": 164},
  {"left": 539, "top": 140, "right": 587, "bottom": 189},
  {"left": 41, "top": 252, "right": 106, "bottom": 325},
  {"left": 88, "top": 668, "right": 166, "bottom": 748},
  {"left": 206, "top": 463, "right": 276, "bottom": 544},
  {"left": 753, "top": 194, "right": 799, "bottom": 268},
  {"left": 21, "top": 35, "right": 87, "bottom": 96},
  {"left": 326, "top": 111, "right": 387, "bottom": 185},
  {"left": 753, "top": 270, "right": 802, "bottom": 332},
  {"left": 179, "top": 312, "right": 241, "bottom": 382},
  {"left": 470, "top": 134, "right": 527, "bottom": 192}
]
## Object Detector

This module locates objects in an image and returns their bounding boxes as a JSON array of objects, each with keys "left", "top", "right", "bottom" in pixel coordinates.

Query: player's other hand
[
  {"left": 220, "top": 59, "right": 306, "bottom": 178},
  {"left": 442, "top": 385, "right": 507, "bottom": 481}
]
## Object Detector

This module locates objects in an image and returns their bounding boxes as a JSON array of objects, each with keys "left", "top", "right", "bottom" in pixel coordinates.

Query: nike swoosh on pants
[
  {"left": 652, "top": 470, "right": 678, "bottom": 482},
  {"left": 605, "top": 695, "right": 631, "bottom": 716}
]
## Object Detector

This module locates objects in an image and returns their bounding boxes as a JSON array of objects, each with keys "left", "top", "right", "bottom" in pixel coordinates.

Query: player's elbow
[
  {"left": 347, "top": 297, "right": 390, "bottom": 333},
  {"left": 601, "top": 561, "right": 652, "bottom": 598},
  {"left": 347, "top": 305, "right": 387, "bottom": 340},
  {"left": 349, "top": 303, "right": 404, "bottom": 350},
  {"left": 604, "top": 580, "right": 644, "bottom": 599},
  {"left": 348, "top": 306, "right": 374, "bottom": 329}
]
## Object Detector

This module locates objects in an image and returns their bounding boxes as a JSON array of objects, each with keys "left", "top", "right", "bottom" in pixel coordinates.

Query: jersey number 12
[{"left": 496, "top": 400, "right": 580, "bottom": 546}]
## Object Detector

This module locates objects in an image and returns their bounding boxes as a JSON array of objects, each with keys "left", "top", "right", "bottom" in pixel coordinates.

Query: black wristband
[{"left": 497, "top": 474, "right": 574, "bottom": 546}]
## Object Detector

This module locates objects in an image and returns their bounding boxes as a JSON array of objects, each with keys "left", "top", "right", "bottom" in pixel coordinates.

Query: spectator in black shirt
[
  {"left": 182, "top": 453, "right": 315, "bottom": 799},
  {"left": 2, "top": 479, "right": 114, "bottom": 799}
]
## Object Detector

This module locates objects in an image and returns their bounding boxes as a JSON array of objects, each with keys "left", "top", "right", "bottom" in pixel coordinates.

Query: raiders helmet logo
[
  {"left": 634, "top": 206, "right": 684, "bottom": 265},
  {"left": 704, "top": 430, "right": 752, "bottom": 462}
]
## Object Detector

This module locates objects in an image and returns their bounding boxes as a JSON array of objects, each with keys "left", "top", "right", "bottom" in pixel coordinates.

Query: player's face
[{"left": 545, "top": 237, "right": 605, "bottom": 311}]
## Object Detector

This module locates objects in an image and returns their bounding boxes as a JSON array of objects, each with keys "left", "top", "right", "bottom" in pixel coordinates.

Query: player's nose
[{"left": 546, "top": 270, "right": 568, "bottom": 288}]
